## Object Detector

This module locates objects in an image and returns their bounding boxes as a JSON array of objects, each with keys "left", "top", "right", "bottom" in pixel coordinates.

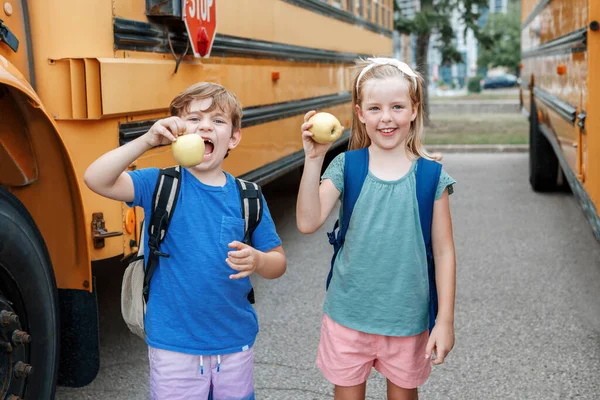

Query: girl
[{"left": 296, "top": 58, "right": 457, "bottom": 400}]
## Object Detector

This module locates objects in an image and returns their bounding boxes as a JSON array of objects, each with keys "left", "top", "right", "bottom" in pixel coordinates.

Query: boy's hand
[
  {"left": 301, "top": 110, "right": 333, "bottom": 160},
  {"left": 425, "top": 321, "right": 455, "bottom": 365},
  {"left": 145, "top": 116, "right": 187, "bottom": 148},
  {"left": 226, "top": 241, "right": 260, "bottom": 279}
]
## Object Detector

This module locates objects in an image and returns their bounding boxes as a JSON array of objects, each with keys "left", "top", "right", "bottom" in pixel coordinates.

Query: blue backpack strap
[
  {"left": 415, "top": 157, "right": 442, "bottom": 332},
  {"left": 326, "top": 148, "right": 369, "bottom": 289},
  {"left": 341, "top": 148, "right": 369, "bottom": 243}
]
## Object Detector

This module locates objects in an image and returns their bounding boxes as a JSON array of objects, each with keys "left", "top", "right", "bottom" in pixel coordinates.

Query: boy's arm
[
  {"left": 226, "top": 243, "right": 286, "bottom": 280},
  {"left": 83, "top": 117, "right": 185, "bottom": 202},
  {"left": 296, "top": 111, "right": 341, "bottom": 234},
  {"left": 426, "top": 189, "right": 456, "bottom": 364}
]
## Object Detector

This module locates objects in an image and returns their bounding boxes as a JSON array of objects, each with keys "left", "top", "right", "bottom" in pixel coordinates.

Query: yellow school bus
[
  {"left": 0, "top": 0, "right": 393, "bottom": 397},
  {"left": 521, "top": 0, "right": 599, "bottom": 241}
]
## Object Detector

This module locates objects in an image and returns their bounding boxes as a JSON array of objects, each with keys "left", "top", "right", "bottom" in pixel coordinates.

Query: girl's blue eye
[
  {"left": 369, "top": 106, "right": 379, "bottom": 111},
  {"left": 214, "top": 119, "right": 225, "bottom": 124},
  {"left": 188, "top": 117, "right": 200, "bottom": 122},
  {"left": 393, "top": 105, "right": 404, "bottom": 110}
]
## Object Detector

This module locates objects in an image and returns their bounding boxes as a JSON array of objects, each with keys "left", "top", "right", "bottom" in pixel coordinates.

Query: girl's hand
[
  {"left": 144, "top": 117, "right": 187, "bottom": 148},
  {"left": 425, "top": 321, "right": 455, "bottom": 365},
  {"left": 226, "top": 241, "right": 259, "bottom": 279},
  {"left": 301, "top": 110, "right": 333, "bottom": 160}
]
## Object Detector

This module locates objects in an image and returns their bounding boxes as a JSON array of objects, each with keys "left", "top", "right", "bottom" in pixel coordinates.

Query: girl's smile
[{"left": 378, "top": 127, "right": 398, "bottom": 136}]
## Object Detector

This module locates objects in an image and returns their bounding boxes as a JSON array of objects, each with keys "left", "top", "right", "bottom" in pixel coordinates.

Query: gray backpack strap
[
  {"left": 143, "top": 166, "right": 181, "bottom": 302},
  {"left": 235, "top": 178, "right": 263, "bottom": 245}
]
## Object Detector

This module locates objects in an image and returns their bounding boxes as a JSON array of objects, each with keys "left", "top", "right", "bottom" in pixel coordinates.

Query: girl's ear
[
  {"left": 229, "top": 129, "right": 242, "bottom": 149},
  {"left": 411, "top": 103, "right": 419, "bottom": 121},
  {"left": 355, "top": 104, "right": 366, "bottom": 123}
]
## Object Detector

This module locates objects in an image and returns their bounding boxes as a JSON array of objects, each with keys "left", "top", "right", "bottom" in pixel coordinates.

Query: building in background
[
  {"left": 429, "top": 0, "right": 508, "bottom": 91},
  {"left": 393, "top": 0, "right": 420, "bottom": 65},
  {"left": 393, "top": 0, "right": 509, "bottom": 90}
]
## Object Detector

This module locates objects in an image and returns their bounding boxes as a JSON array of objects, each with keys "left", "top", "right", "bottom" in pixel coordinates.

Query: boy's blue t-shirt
[{"left": 127, "top": 167, "right": 281, "bottom": 355}]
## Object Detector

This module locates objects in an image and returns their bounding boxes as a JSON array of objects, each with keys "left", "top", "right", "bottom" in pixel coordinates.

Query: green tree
[
  {"left": 394, "top": 0, "right": 488, "bottom": 121},
  {"left": 477, "top": 3, "right": 521, "bottom": 76}
]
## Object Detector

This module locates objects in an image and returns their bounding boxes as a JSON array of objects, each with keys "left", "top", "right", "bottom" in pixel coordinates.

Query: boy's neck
[{"left": 187, "top": 165, "right": 227, "bottom": 186}]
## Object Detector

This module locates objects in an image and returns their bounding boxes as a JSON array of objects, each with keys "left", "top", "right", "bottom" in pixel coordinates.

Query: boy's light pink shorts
[
  {"left": 148, "top": 345, "right": 255, "bottom": 400},
  {"left": 316, "top": 314, "right": 431, "bottom": 389}
]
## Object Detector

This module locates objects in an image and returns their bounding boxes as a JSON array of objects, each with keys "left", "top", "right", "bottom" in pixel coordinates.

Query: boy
[{"left": 84, "top": 82, "right": 286, "bottom": 399}]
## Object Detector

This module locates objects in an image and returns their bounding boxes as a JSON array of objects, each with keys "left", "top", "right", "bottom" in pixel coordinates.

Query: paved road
[{"left": 56, "top": 153, "right": 600, "bottom": 399}]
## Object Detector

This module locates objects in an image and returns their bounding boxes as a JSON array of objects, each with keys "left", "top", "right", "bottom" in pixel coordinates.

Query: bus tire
[
  {"left": 529, "top": 97, "right": 560, "bottom": 192},
  {"left": 0, "top": 186, "right": 59, "bottom": 399}
]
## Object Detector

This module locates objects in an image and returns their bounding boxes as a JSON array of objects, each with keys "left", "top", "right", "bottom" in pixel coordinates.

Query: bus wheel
[
  {"left": 529, "top": 97, "right": 560, "bottom": 192},
  {"left": 0, "top": 186, "right": 59, "bottom": 399}
]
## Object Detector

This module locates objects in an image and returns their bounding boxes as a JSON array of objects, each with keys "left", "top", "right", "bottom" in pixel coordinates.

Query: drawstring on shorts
[{"left": 199, "top": 354, "right": 222, "bottom": 374}]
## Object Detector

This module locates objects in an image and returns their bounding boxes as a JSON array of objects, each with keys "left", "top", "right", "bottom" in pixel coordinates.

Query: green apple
[
  {"left": 171, "top": 133, "right": 205, "bottom": 167},
  {"left": 308, "top": 112, "right": 344, "bottom": 144}
]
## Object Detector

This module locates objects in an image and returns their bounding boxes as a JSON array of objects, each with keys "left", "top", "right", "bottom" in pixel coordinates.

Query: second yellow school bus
[
  {"left": 521, "top": 0, "right": 599, "bottom": 241},
  {"left": 0, "top": 0, "right": 393, "bottom": 397}
]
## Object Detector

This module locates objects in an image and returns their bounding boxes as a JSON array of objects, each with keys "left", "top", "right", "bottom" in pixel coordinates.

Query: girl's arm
[
  {"left": 296, "top": 111, "right": 341, "bottom": 234},
  {"left": 427, "top": 189, "right": 456, "bottom": 364}
]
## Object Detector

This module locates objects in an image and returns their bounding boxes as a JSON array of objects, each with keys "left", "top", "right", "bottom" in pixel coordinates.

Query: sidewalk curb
[{"left": 425, "top": 144, "right": 529, "bottom": 153}]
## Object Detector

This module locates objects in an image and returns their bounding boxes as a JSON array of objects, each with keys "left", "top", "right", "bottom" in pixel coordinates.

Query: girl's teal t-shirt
[{"left": 322, "top": 153, "right": 456, "bottom": 337}]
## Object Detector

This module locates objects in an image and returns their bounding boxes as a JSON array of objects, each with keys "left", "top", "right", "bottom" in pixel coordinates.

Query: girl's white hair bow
[{"left": 356, "top": 57, "right": 418, "bottom": 94}]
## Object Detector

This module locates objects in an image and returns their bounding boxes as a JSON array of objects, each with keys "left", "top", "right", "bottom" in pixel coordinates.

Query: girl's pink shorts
[{"left": 316, "top": 314, "right": 431, "bottom": 389}]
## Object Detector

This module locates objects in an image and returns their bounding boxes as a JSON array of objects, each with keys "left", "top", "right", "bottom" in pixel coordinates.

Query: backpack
[
  {"left": 326, "top": 148, "right": 442, "bottom": 332},
  {"left": 121, "top": 166, "right": 263, "bottom": 339}
]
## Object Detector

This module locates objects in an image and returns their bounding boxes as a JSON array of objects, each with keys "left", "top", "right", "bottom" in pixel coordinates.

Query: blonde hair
[
  {"left": 169, "top": 82, "right": 243, "bottom": 132},
  {"left": 349, "top": 58, "right": 435, "bottom": 160}
]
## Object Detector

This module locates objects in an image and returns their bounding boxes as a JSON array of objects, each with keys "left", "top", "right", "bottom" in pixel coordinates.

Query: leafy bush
[{"left": 468, "top": 75, "right": 484, "bottom": 93}]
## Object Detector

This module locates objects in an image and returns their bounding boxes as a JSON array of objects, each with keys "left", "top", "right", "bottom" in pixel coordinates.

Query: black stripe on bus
[
  {"left": 114, "top": 18, "right": 367, "bottom": 63},
  {"left": 21, "top": 1, "right": 35, "bottom": 89},
  {"left": 532, "top": 87, "right": 577, "bottom": 124},
  {"left": 119, "top": 92, "right": 352, "bottom": 145},
  {"left": 521, "top": 0, "right": 552, "bottom": 29},
  {"left": 281, "top": 0, "right": 392, "bottom": 37},
  {"left": 239, "top": 129, "right": 350, "bottom": 186},
  {"left": 521, "top": 27, "right": 587, "bottom": 58}
]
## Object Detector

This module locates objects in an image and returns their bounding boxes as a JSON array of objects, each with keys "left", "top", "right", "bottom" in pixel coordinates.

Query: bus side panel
[
  {"left": 586, "top": 1, "right": 600, "bottom": 207},
  {"left": 0, "top": 73, "right": 91, "bottom": 291},
  {"left": 522, "top": 0, "right": 588, "bottom": 178},
  {"left": 8, "top": 105, "right": 91, "bottom": 291}
]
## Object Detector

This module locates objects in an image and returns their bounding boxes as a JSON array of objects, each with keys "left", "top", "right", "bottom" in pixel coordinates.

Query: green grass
[{"left": 423, "top": 114, "right": 529, "bottom": 145}]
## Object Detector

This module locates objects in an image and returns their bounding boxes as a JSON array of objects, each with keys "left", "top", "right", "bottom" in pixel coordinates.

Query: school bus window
[
  {"left": 355, "top": 0, "right": 363, "bottom": 18},
  {"left": 331, "top": 0, "right": 349, "bottom": 10},
  {"left": 366, "top": 0, "right": 372, "bottom": 22},
  {"left": 375, "top": 0, "right": 380, "bottom": 25},
  {"left": 387, "top": 0, "right": 391, "bottom": 29}
]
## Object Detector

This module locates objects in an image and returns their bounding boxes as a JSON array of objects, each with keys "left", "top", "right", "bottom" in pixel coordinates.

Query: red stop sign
[{"left": 182, "top": 0, "right": 217, "bottom": 58}]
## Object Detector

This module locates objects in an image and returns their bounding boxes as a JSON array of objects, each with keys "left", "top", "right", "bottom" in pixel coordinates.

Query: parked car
[{"left": 480, "top": 74, "right": 519, "bottom": 89}]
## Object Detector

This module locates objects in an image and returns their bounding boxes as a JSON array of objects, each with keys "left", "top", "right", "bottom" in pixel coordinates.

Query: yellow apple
[
  {"left": 308, "top": 112, "right": 344, "bottom": 144},
  {"left": 171, "top": 134, "right": 205, "bottom": 167}
]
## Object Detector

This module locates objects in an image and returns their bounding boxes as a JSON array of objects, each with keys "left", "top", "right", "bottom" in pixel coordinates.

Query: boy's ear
[
  {"left": 228, "top": 129, "right": 242, "bottom": 150},
  {"left": 355, "top": 104, "right": 365, "bottom": 123}
]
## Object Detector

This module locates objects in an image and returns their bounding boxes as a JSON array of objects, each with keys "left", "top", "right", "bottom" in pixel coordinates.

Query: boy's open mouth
[{"left": 203, "top": 138, "right": 214, "bottom": 155}]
